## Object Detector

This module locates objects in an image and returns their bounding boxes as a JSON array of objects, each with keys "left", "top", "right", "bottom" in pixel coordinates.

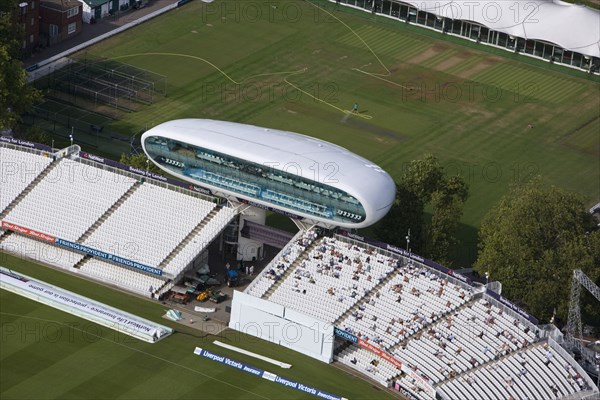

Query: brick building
[
  {"left": 39, "top": 0, "right": 83, "bottom": 46},
  {"left": 16, "top": 0, "right": 40, "bottom": 58}
]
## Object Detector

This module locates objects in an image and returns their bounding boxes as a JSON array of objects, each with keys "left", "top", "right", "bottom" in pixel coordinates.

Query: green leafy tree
[
  {"left": 23, "top": 125, "right": 50, "bottom": 145},
  {"left": 0, "top": 0, "right": 41, "bottom": 130},
  {"left": 119, "top": 153, "right": 162, "bottom": 175},
  {"left": 375, "top": 184, "right": 425, "bottom": 253},
  {"left": 475, "top": 178, "right": 600, "bottom": 324},
  {"left": 374, "top": 154, "right": 468, "bottom": 265}
]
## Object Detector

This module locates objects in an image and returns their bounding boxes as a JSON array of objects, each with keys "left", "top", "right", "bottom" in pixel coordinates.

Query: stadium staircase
[
  {"left": 76, "top": 182, "right": 142, "bottom": 243},
  {"left": 333, "top": 266, "right": 407, "bottom": 327},
  {"left": 0, "top": 230, "right": 12, "bottom": 245},
  {"left": 0, "top": 159, "right": 59, "bottom": 220},
  {"left": 387, "top": 299, "right": 478, "bottom": 353},
  {"left": 263, "top": 239, "right": 323, "bottom": 300},
  {"left": 333, "top": 339, "right": 354, "bottom": 356},
  {"left": 73, "top": 255, "right": 92, "bottom": 269},
  {"left": 434, "top": 340, "right": 540, "bottom": 388},
  {"left": 153, "top": 279, "right": 173, "bottom": 299},
  {"left": 157, "top": 207, "right": 220, "bottom": 270}
]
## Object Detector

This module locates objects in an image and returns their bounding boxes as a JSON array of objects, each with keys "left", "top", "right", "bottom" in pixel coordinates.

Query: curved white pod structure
[{"left": 142, "top": 119, "right": 395, "bottom": 228}]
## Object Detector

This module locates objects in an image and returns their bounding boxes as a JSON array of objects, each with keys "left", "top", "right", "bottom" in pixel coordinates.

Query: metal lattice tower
[{"left": 565, "top": 269, "right": 600, "bottom": 365}]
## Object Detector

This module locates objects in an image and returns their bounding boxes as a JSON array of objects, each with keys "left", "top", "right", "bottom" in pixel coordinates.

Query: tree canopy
[
  {"left": 474, "top": 178, "right": 600, "bottom": 325},
  {"left": 0, "top": 0, "right": 40, "bottom": 131},
  {"left": 119, "top": 153, "right": 162, "bottom": 175},
  {"left": 374, "top": 154, "right": 469, "bottom": 266}
]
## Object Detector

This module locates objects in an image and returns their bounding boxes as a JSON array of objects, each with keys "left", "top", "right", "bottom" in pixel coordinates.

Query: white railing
[{"left": 549, "top": 337, "right": 600, "bottom": 396}]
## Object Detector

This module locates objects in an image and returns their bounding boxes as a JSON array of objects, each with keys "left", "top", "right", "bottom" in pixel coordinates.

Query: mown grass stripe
[
  {"left": 444, "top": 56, "right": 482, "bottom": 75},
  {"left": 421, "top": 50, "right": 457, "bottom": 68}
]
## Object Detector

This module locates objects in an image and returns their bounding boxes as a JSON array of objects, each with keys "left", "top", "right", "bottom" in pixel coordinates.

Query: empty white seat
[
  {"left": 84, "top": 183, "right": 215, "bottom": 267},
  {"left": 5, "top": 158, "right": 135, "bottom": 241},
  {"left": 78, "top": 258, "right": 165, "bottom": 298},
  {"left": 163, "top": 207, "right": 236, "bottom": 276},
  {"left": 0, "top": 147, "right": 53, "bottom": 213},
  {"left": 0, "top": 234, "right": 84, "bottom": 270}
]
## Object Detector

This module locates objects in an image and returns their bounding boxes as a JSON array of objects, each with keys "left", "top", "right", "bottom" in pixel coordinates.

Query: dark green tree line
[
  {"left": 374, "top": 154, "right": 469, "bottom": 266},
  {"left": 474, "top": 178, "right": 600, "bottom": 325},
  {"left": 0, "top": 0, "right": 40, "bottom": 131}
]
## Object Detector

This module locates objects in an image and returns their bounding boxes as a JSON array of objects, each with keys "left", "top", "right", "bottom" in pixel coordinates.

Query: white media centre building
[{"left": 142, "top": 119, "right": 396, "bottom": 230}]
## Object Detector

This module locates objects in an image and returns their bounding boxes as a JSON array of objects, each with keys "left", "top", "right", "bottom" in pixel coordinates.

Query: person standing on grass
[{"left": 353, "top": 102, "right": 359, "bottom": 113}]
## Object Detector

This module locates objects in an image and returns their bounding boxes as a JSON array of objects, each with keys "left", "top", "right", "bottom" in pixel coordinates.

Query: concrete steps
[
  {"left": 77, "top": 182, "right": 141, "bottom": 243},
  {"left": 435, "top": 341, "right": 540, "bottom": 388},
  {"left": 73, "top": 254, "right": 92, "bottom": 270},
  {"left": 0, "top": 159, "right": 60, "bottom": 220},
  {"left": 157, "top": 207, "right": 219, "bottom": 270},
  {"left": 264, "top": 239, "right": 322, "bottom": 300},
  {"left": 333, "top": 265, "right": 406, "bottom": 327},
  {"left": 387, "top": 299, "right": 477, "bottom": 354}
]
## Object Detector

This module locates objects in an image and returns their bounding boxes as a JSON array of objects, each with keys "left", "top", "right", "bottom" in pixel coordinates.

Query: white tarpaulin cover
[
  {"left": 194, "top": 306, "right": 216, "bottom": 313},
  {"left": 0, "top": 267, "right": 173, "bottom": 343}
]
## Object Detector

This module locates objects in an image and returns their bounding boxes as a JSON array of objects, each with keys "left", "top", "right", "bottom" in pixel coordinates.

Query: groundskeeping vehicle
[{"left": 209, "top": 290, "right": 227, "bottom": 304}]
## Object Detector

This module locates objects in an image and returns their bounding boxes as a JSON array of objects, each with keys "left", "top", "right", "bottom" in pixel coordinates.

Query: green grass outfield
[
  {"left": 72, "top": 0, "right": 600, "bottom": 266},
  {"left": 0, "top": 253, "right": 393, "bottom": 400}
]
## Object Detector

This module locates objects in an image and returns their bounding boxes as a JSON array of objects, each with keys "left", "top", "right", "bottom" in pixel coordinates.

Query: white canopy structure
[
  {"left": 400, "top": 0, "right": 600, "bottom": 58},
  {"left": 335, "top": 0, "right": 600, "bottom": 71}
]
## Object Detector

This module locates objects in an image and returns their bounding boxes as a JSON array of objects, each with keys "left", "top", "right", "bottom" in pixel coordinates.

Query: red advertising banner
[
  {"left": 357, "top": 338, "right": 402, "bottom": 369},
  {"left": 1, "top": 221, "right": 56, "bottom": 243},
  {"left": 356, "top": 337, "right": 435, "bottom": 397},
  {"left": 404, "top": 368, "right": 437, "bottom": 398},
  {"left": 381, "top": 352, "right": 402, "bottom": 369}
]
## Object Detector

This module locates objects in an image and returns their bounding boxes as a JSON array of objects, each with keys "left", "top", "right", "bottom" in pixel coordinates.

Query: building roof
[
  {"left": 403, "top": 0, "right": 600, "bottom": 58},
  {"left": 40, "top": 0, "right": 81, "bottom": 11},
  {"left": 78, "top": 0, "right": 110, "bottom": 8},
  {"left": 142, "top": 119, "right": 397, "bottom": 228}
]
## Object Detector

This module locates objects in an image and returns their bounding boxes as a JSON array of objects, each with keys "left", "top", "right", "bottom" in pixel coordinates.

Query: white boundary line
[{"left": 213, "top": 340, "right": 292, "bottom": 369}]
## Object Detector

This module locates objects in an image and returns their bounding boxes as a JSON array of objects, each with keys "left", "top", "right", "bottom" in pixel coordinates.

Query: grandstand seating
[
  {"left": 395, "top": 372, "right": 435, "bottom": 400},
  {"left": 78, "top": 258, "right": 165, "bottom": 297},
  {"left": 336, "top": 345, "right": 400, "bottom": 386},
  {"left": 267, "top": 236, "right": 395, "bottom": 322},
  {"left": 437, "top": 341, "right": 591, "bottom": 400},
  {"left": 0, "top": 147, "right": 52, "bottom": 214},
  {"left": 246, "top": 229, "right": 318, "bottom": 298},
  {"left": 1, "top": 145, "right": 596, "bottom": 400},
  {"left": 162, "top": 206, "right": 236, "bottom": 276},
  {"left": 338, "top": 263, "right": 472, "bottom": 349},
  {"left": 337, "top": 294, "right": 592, "bottom": 400},
  {"left": 393, "top": 298, "right": 538, "bottom": 383},
  {"left": 0, "top": 233, "right": 84, "bottom": 270},
  {"left": 0, "top": 233, "right": 166, "bottom": 298},
  {"left": 83, "top": 183, "right": 215, "bottom": 267},
  {"left": 1, "top": 148, "right": 237, "bottom": 298},
  {"left": 4, "top": 158, "right": 135, "bottom": 241},
  {"left": 245, "top": 232, "right": 596, "bottom": 400}
]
